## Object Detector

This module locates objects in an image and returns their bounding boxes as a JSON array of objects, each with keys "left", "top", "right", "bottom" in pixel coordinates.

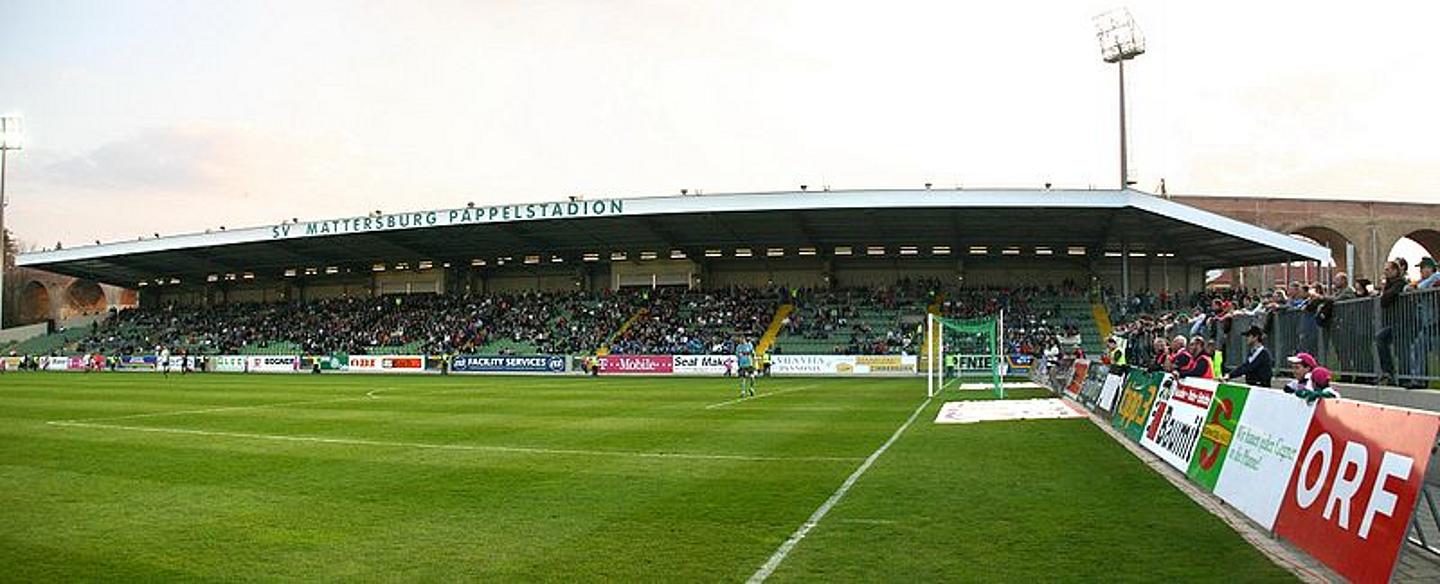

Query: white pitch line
[
  {"left": 746, "top": 396, "right": 932, "bottom": 583},
  {"left": 46, "top": 421, "right": 864, "bottom": 464},
  {"left": 705, "top": 384, "right": 817, "bottom": 410}
]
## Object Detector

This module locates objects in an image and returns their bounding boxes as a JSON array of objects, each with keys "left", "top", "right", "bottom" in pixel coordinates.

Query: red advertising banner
[
  {"left": 599, "top": 355, "right": 674, "bottom": 374},
  {"left": 1063, "top": 359, "right": 1090, "bottom": 399},
  {"left": 1272, "top": 399, "right": 1440, "bottom": 584}
]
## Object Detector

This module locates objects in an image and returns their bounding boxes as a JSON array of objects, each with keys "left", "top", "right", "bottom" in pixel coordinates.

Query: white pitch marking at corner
[
  {"left": 746, "top": 396, "right": 933, "bottom": 583},
  {"left": 705, "top": 384, "right": 817, "bottom": 410}
]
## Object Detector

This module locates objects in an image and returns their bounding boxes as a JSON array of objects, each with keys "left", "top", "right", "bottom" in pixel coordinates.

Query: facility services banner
[
  {"left": 450, "top": 355, "right": 567, "bottom": 374},
  {"left": 1186, "top": 382, "right": 1252, "bottom": 491},
  {"left": 119, "top": 355, "right": 157, "bottom": 370},
  {"left": 1139, "top": 377, "right": 1215, "bottom": 472},
  {"left": 1271, "top": 399, "right": 1440, "bottom": 584},
  {"left": 599, "top": 355, "right": 674, "bottom": 374},
  {"left": 672, "top": 355, "right": 737, "bottom": 375},
  {"left": 346, "top": 355, "right": 426, "bottom": 372}
]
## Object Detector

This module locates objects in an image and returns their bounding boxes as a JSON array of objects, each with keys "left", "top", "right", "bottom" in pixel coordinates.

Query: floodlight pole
[
  {"left": 0, "top": 115, "right": 19, "bottom": 330},
  {"left": 1118, "top": 58, "right": 1129, "bottom": 190}
]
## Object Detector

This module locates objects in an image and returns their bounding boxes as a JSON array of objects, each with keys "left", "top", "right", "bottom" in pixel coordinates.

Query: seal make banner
[
  {"left": 672, "top": 355, "right": 738, "bottom": 375},
  {"left": 1139, "top": 377, "right": 1214, "bottom": 472},
  {"left": 450, "top": 355, "right": 566, "bottom": 374},
  {"left": 1271, "top": 399, "right": 1440, "bottom": 584}
]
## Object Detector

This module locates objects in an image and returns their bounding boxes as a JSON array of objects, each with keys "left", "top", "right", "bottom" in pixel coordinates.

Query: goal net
[{"left": 926, "top": 312, "right": 1005, "bottom": 398}]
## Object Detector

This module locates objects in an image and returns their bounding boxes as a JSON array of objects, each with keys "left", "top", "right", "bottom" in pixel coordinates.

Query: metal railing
[{"left": 1136, "top": 288, "right": 1439, "bottom": 386}]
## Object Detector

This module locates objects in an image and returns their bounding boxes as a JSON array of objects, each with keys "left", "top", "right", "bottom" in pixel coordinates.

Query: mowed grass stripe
[{"left": 0, "top": 374, "right": 1294, "bottom": 581}]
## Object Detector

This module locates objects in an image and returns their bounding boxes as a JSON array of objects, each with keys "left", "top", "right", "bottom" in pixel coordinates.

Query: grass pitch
[{"left": 0, "top": 373, "right": 1293, "bottom": 582}]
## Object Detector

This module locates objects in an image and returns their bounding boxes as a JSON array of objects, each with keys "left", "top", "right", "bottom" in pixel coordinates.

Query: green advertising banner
[
  {"left": 1112, "top": 371, "right": 1163, "bottom": 442},
  {"left": 1186, "top": 382, "right": 1251, "bottom": 491}
]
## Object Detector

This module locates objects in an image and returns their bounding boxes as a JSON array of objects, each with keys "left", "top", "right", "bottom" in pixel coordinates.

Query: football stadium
[{"left": 6, "top": 4, "right": 1440, "bottom": 583}]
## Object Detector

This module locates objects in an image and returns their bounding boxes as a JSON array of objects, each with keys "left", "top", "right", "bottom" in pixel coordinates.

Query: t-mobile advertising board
[
  {"left": 672, "top": 355, "right": 737, "bottom": 375},
  {"left": 346, "top": 355, "right": 426, "bottom": 373},
  {"left": 450, "top": 355, "right": 567, "bottom": 374},
  {"left": 599, "top": 355, "right": 673, "bottom": 374}
]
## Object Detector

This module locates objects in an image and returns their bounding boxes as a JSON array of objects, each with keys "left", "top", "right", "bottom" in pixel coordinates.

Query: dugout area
[{"left": 0, "top": 373, "right": 1295, "bottom": 581}]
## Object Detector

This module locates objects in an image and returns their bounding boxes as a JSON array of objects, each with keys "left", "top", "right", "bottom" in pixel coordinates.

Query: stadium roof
[{"left": 18, "top": 189, "right": 1329, "bottom": 286}]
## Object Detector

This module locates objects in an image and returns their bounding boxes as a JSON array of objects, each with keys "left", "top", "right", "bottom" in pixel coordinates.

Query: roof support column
[{"left": 1121, "top": 243, "right": 1131, "bottom": 299}]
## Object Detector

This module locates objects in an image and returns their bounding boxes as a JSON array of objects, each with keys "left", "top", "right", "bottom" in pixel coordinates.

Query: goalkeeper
[{"left": 735, "top": 336, "right": 757, "bottom": 398}]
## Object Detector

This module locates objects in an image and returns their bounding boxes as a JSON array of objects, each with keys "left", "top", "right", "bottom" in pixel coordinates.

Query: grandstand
[{"left": 9, "top": 189, "right": 1327, "bottom": 359}]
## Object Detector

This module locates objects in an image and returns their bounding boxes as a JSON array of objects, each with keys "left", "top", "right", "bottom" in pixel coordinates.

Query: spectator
[
  {"left": 1284, "top": 352, "right": 1320, "bottom": 394},
  {"left": 1406, "top": 257, "right": 1439, "bottom": 388},
  {"left": 1168, "top": 335, "right": 1190, "bottom": 374},
  {"left": 1333, "top": 273, "right": 1356, "bottom": 300},
  {"left": 1178, "top": 336, "right": 1213, "bottom": 379},
  {"left": 1149, "top": 337, "right": 1170, "bottom": 373},
  {"left": 1226, "top": 325, "right": 1274, "bottom": 388},
  {"left": 1376, "top": 261, "right": 1405, "bottom": 386}
]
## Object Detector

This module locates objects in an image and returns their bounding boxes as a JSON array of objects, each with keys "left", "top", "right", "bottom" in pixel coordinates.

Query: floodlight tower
[
  {"left": 0, "top": 115, "right": 21, "bottom": 329},
  {"left": 1094, "top": 9, "right": 1145, "bottom": 190}
]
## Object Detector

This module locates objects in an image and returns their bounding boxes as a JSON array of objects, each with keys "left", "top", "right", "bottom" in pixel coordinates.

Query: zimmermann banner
[{"left": 450, "top": 355, "right": 567, "bottom": 374}]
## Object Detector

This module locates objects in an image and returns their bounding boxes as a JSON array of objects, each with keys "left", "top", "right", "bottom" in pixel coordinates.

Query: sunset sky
[{"left": 2, "top": 0, "right": 1437, "bottom": 263}]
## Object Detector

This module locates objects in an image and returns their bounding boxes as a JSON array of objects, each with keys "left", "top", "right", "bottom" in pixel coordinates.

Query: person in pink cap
[{"left": 1283, "top": 352, "right": 1320, "bottom": 394}]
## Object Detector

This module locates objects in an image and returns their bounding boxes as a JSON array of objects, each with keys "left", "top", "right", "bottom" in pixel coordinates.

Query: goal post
[{"left": 927, "top": 311, "right": 1004, "bottom": 398}]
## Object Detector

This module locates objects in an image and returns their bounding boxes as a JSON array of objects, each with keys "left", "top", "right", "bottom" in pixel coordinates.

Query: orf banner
[
  {"left": 346, "top": 355, "right": 426, "bottom": 372},
  {"left": 599, "top": 355, "right": 673, "bottom": 374},
  {"left": 672, "top": 355, "right": 737, "bottom": 375},
  {"left": 450, "top": 355, "right": 567, "bottom": 373},
  {"left": 1186, "top": 382, "right": 1252, "bottom": 491},
  {"left": 1271, "top": 399, "right": 1440, "bottom": 584},
  {"left": 1139, "top": 377, "right": 1215, "bottom": 472},
  {"left": 1063, "top": 359, "right": 1090, "bottom": 399}
]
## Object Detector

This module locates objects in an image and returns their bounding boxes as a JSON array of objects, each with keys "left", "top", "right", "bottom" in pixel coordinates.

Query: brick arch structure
[
  {"left": 1173, "top": 195, "right": 1440, "bottom": 286},
  {"left": 2, "top": 267, "right": 136, "bottom": 327},
  {"left": 1396, "top": 228, "right": 1440, "bottom": 260}
]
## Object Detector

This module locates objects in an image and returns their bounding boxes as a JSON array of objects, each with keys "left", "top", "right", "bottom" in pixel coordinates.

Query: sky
[{"left": 2, "top": 0, "right": 1438, "bottom": 265}]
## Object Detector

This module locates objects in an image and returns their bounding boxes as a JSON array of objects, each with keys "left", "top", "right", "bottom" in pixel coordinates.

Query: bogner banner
[
  {"left": 672, "top": 355, "right": 737, "bottom": 375},
  {"left": 346, "top": 355, "right": 426, "bottom": 372},
  {"left": 599, "top": 355, "right": 673, "bottom": 374},
  {"left": 450, "top": 355, "right": 566, "bottom": 374},
  {"left": 246, "top": 356, "right": 301, "bottom": 373}
]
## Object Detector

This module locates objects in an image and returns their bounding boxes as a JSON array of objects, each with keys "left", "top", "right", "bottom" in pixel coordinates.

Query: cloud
[{"left": 34, "top": 124, "right": 245, "bottom": 192}]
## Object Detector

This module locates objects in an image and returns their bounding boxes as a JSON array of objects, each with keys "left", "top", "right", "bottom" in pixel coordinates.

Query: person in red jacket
[{"left": 1179, "top": 336, "right": 1214, "bottom": 379}]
